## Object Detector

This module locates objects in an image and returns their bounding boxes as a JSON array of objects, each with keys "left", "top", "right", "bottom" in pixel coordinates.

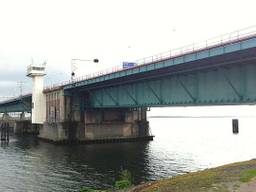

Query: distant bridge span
[{"left": 0, "top": 94, "right": 31, "bottom": 113}]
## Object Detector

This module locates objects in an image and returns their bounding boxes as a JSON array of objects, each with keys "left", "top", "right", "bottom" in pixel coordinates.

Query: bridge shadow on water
[
  {"left": 2, "top": 114, "right": 256, "bottom": 191},
  {"left": 3, "top": 134, "right": 153, "bottom": 191}
]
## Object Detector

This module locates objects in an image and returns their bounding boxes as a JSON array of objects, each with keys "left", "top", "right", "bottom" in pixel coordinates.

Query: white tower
[{"left": 26, "top": 62, "right": 46, "bottom": 124}]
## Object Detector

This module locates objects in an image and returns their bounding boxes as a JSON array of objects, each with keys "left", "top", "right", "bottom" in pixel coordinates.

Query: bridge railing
[
  {"left": 44, "top": 25, "right": 256, "bottom": 91},
  {"left": 136, "top": 25, "right": 256, "bottom": 65},
  {"left": 0, "top": 93, "right": 32, "bottom": 105}
]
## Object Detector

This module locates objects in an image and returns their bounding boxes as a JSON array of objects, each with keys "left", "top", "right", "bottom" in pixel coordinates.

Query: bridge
[
  {"left": 0, "top": 94, "right": 31, "bottom": 113},
  {"left": 1, "top": 27, "right": 256, "bottom": 143}
]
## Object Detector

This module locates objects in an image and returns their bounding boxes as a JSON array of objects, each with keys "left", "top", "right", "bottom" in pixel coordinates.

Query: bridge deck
[
  {"left": 1, "top": 27, "right": 256, "bottom": 111},
  {"left": 62, "top": 35, "right": 256, "bottom": 91},
  {"left": 61, "top": 28, "right": 256, "bottom": 91},
  {"left": 0, "top": 94, "right": 32, "bottom": 113}
]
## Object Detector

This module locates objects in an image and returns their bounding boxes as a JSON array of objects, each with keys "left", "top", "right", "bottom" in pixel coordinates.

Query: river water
[{"left": 1, "top": 106, "right": 256, "bottom": 192}]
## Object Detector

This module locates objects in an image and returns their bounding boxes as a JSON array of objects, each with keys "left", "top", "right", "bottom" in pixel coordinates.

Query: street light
[{"left": 71, "top": 58, "right": 99, "bottom": 80}]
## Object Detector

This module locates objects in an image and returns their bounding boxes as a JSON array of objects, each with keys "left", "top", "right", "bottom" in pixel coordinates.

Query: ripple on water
[{"left": 0, "top": 117, "right": 256, "bottom": 191}]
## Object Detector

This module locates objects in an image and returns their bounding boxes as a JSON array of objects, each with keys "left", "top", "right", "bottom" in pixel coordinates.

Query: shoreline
[{"left": 124, "top": 159, "right": 256, "bottom": 192}]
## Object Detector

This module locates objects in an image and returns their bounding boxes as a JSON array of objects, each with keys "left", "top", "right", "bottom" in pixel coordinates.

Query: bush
[
  {"left": 80, "top": 170, "right": 133, "bottom": 191},
  {"left": 240, "top": 169, "right": 256, "bottom": 182},
  {"left": 114, "top": 170, "right": 133, "bottom": 189},
  {"left": 114, "top": 179, "right": 132, "bottom": 189},
  {"left": 120, "top": 170, "right": 132, "bottom": 181}
]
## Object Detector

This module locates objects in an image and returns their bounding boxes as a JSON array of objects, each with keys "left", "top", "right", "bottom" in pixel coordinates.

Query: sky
[{"left": 0, "top": 0, "right": 256, "bottom": 98}]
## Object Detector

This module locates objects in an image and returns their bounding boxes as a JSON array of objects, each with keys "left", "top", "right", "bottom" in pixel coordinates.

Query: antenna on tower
[
  {"left": 17, "top": 81, "right": 24, "bottom": 96},
  {"left": 42, "top": 60, "right": 47, "bottom": 66}
]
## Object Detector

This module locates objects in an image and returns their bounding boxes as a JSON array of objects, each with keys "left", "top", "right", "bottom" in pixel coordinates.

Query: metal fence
[{"left": 44, "top": 25, "right": 256, "bottom": 91}]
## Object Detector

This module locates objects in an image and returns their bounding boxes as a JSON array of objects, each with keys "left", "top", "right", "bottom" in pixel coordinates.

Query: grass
[
  {"left": 128, "top": 159, "right": 256, "bottom": 192},
  {"left": 80, "top": 187, "right": 105, "bottom": 192},
  {"left": 79, "top": 160, "right": 256, "bottom": 192},
  {"left": 80, "top": 170, "right": 133, "bottom": 192},
  {"left": 240, "top": 169, "right": 256, "bottom": 182}
]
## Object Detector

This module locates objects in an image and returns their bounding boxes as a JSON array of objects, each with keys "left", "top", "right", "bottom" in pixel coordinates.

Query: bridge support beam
[
  {"left": 1, "top": 113, "right": 14, "bottom": 131},
  {"left": 20, "top": 112, "right": 25, "bottom": 120},
  {"left": 14, "top": 120, "right": 37, "bottom": 134},
  {"left": 2, "top": 113, "right": 10, "bottom": 121},
  {"left": 39, "top": 89, "right": 153, "bottom": 143},
  {"left": 14, "top": 112, "right": 36, "bottom": 134},
  {"left": 0, "top": 112, "right": 35, "bottom": 134},
  {"left": 39, "top": 106, "right": 152, "bottom": 143},
  {"left": 84, "top": 107, "right": 150, "bottom": 141}
]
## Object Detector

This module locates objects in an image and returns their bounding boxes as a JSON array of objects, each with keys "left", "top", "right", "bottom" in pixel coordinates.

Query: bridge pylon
[{"left": 26, "top": 62, "right": 46, "bottom": 124}]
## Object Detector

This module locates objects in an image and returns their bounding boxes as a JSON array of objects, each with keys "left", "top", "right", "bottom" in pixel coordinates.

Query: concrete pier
[
  {"left": 0, "top": 112, "right": 36, "bottom": 135},
  {"left": 0, "top": 122, "right": 10, "bottom": 142},
  {"left": 14, "top": 120, "right": 38, "bottom": 134},
  {"left": 84, "top": 108, "right": 149, "bottom": 140},
  {"left": 38, "top": 89, "right": 152, "bottom": 143},
  {"left": 39, "top": 107, "right": 151, "bottom": 143}
]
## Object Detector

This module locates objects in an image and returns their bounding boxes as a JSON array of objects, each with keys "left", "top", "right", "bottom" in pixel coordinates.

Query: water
[{"left": 1, "top": 107, "right": 256, "bottom": 191}]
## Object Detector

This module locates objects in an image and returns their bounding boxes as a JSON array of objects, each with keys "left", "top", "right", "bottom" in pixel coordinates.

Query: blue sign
[{"left": 123, "top": 62, "right": 137, "bottom": 69}]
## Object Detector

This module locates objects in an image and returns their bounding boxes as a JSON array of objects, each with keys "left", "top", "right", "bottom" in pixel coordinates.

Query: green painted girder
[
  {"left": 2, "top": 36, "right": 256, "bottom": 112},
  {"left": 65, "top": 36, "right": 256, "bottom": 108},
  {"left": 87, "top": 61, "right": 256, "bottom": 108},
  {"left": 64, "top": 36, "right": 256, "bottom": 91},
  {"left": 0, "top": 94, "right": 32, "bottom": 113}
]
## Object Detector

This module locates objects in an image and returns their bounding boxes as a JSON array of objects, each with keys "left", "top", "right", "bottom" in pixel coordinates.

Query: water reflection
[
  {"left": 0, "top": 135, "right": 154, "bottom": 191},
  {"left": 0, "top": 116, "right": 256, "bottom": 192}
]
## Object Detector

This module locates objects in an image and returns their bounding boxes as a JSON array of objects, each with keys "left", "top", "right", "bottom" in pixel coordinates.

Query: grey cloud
[{"left": 0, "top": 67, "right": 70, "bottom": 97}]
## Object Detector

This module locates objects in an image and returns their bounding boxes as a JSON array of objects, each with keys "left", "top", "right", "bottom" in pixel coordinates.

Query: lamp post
[{"left": 71, "top": 58, "right": 99, "bottom": 80}]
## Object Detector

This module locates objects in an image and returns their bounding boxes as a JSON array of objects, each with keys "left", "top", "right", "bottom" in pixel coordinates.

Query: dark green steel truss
[
  {"left": 2, "top": 36, "right": 256, "bottom": 113},
  {"left": 0, "top": 95, "right": 32, "bottom": 113},
  {"left": 87, "top": 62, "right": 256, "bottom": 108}
]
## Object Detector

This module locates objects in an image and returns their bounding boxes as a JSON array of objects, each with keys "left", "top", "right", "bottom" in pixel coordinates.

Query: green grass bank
[
  {"left": 80, "top": 159, "right": 256, "bottom": 192},
  {"left": 125, "top": 159, "right": 256, "bottom": 192}
]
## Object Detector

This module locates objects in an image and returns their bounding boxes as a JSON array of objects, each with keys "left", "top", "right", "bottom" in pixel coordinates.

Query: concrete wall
[
  {"left": 84, "top": 108, "right": 149, "bottom": 140},
  {"left": 39, "top": 123, "right": 67, "bottom": 141},
  {"left": 0, "top": 113, "right": 34, "bottom": 134},
  {"left": 14, "top": 120, "right": 37, "bottom": 134},
  {"left": 85, "top": 123, "right": 134, "bottom": 140},
  {"left": 42, "top": 90, "right": 70, "bottom": 141},
  {"left": 31, "top": 76, "right": 46, "bottom": 124},
  {"left": 45, "top": 89, "right": 65, "bottom": 123},
  {"left": 39, "top": 121, "right": 85, "bottom": 142},
  {"left": 41, "top": 90, "right": 150, "bottom": 142}
]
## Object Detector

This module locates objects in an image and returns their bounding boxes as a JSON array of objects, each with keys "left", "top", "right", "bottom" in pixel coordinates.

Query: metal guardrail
[
  {"left": 0, "top": 96, "right": 15, "bottom": 101},
  {"left": 0, "top": 93, "right": 32, "bottom": 105},
  {"left": 43, "top": 25, "right": 256, "bottom": 91}
]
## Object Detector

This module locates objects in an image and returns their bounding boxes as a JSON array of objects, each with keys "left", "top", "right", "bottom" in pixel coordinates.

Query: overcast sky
[{"left": 0, "top": 0, "right": 255, "bottom": 98}]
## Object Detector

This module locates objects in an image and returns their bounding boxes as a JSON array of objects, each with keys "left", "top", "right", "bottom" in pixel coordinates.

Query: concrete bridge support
[
  {"left": 2, "top": 113, "right": 10, "bottom": 120},
  {"left": 1, "top": 113, "right": 14, "bottom": 132},
  {"left": 13, "top": 120, "right": 37, "bottom": 134},
  {"left": 13, "top": 112, "right": 36, "bottom": 134},
  {"left": 0, "top": 112, "right": 35, "bottom": 135},
  {"left": 39, "top": 90, "right": 153, "bottom": 143},
  {"left": 83, "top": 107, "right": 150, "bottom": 140},
  {"left": 39, "top": 108, "right": 151, "bottom": 143},
  {"left": 0, "top": 122, "right": 10, "bottom": 141},
  {"left": 40, "top": 104, "right": 151, "bottom": 143}
]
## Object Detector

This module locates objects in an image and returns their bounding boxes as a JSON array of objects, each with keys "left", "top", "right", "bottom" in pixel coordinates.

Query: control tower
[{"left": 27, "top": 63, "right": 46, "bottom": 124}]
